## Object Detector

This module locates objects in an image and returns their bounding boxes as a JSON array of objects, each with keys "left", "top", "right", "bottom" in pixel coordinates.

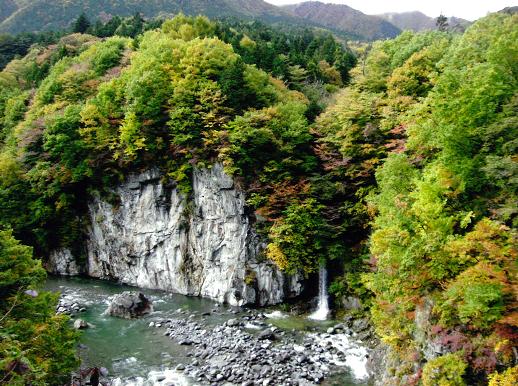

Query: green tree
[
  {"left": 72, "top": 13, "right": 91, "bottom": 34},
  {"left": 0, "top": 229, "right": 79, "bottom": 384}
]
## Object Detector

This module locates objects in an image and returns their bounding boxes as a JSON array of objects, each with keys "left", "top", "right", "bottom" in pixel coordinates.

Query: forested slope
[
  {"left": 317, "top": 13, "right": 517, "bottom": 385},
  {"left": 284, "top": 1, "right": 401, "bottom": 41},
  {"left": 0, "top": 0, "right": 288, "bottom": 34}
]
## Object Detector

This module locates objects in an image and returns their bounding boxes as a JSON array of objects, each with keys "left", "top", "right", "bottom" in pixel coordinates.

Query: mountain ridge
[
  {"left": 0, "top": 0, "right": 403, "bottom": 41},
  {"left": 0, "top": 0, "right": 291, "bottom": 35},
  {"left": 0, "top": 0, "right": 473, "bottom": 41},
  {"left": 283, "top": 1, "right": 401, "bottom": 40},
  {"left": 378, "top": 10, "right": 471, "bottom": 32}
]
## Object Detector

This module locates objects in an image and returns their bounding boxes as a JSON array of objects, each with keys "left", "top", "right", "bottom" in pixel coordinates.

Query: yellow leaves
[
  {"left": 444, "top": 218, "right": 517, "bottom": 267},
  {"left": 118, "top": 111, "right": 146, "bottom": 159},
  {"left": 0, "top": 151, "right": 22, "bottom": 187},
  {"left": 239, "top": 35, "right": 256, "bottom": 50},
  {"left": 162, "top": 14, "right": 216, "bottom": 42},
  {"left": 488, "top": 366, "right": 518, "bottom": 386},
  {"left": 318, "top": 60, "right": 342, "bottom": 86},
  {"left": 266, "top": 243, "right": 289, "bottom": 271},
  {"left": 422, "top": 353, "right": 467, "bottom": 386},
  {"left": 180, "top": 38, "right": 238, "bottom": 79}
]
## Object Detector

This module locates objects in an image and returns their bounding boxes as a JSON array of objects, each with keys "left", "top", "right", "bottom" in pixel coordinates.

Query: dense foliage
[
  {"left": 0, "top": 14, "right": 352, "bottom": 275},
  {"left": 0, "top": 229, "right": 79, "bottom": 384},
  {"left": 307, "top": 12, "right": 517, "bottom": 385},
  {"left": 356, "top": 13, "right": 517, "bottom": 385}
]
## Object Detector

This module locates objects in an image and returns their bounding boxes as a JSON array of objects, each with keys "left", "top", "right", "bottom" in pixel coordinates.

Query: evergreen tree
[
  {"left": 72, "top": 13, "right": 91, "bottom": 34},
  {"left": 436, "top": 14, "right": 449, "bottom": 31}
]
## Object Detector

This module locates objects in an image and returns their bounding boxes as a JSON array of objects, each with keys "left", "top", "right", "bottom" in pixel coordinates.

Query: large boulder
[
  {"left": 106, "top": 291, "right": 152, "bottom": 319},
  {"left": 73, "top": 319, "right": 89, "bottom": 330}
]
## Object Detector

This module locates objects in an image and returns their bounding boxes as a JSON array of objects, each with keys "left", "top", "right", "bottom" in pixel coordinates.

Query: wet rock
[
  {"left": 105, "top": 291, "right": 152, "bottom": 319},
  {"left": 160, "top": 315, "right": 371, "bottom": 386},
  {"left": 341, "top": 296, "right": 362, "bottom": 311},
  {"left": 352, "top": 318, "right": 369, "bottom": 332},
  {"left": 226, "top": 318, "right": 240, "bottom": 327},
  {"left": 46, "top": 248, "right": 82, "bottom": 276},
  {"left": 258, "top": 330, "right": 276, "bottom": 341},
  {"left": 73, "top": 319, "right": 89, "bottom": 330}
]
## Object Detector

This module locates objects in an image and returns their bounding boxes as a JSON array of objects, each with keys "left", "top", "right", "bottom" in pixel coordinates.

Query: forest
[{"left": 0, "top": 10, "right": 517, "bottom": 386}]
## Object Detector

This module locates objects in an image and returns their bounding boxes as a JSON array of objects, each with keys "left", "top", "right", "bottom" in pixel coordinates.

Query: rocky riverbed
[
  {"left": 148, "top": 313, "right": 369, "bottom": 385},
  {"left": 47, "top": 276, "right": 374, "bottom": 386}
]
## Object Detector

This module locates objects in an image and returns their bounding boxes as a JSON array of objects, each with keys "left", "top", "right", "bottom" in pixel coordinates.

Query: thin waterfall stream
[{"left": 309, "top": 266, "right": 330, "bottom": 321}]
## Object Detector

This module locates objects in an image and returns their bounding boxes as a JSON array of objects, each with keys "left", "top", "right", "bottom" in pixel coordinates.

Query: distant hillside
[
  {"left": 379, "top": 11, "right": 471, "bottom": 32},
  {"left": 500, "top": 6, "right": 518, "bottom": 15},
  {"left": 0, "top": 0, "right": 19, "bottom": 23},
  {"left": 0, "top": 0, "right": 290, "bottom": 34},
  {"left": 283, "top": 1, "right": 401, "bottom": 40},
  {"left": 0, "top": 0, "right": 403, "bottom": 41}
]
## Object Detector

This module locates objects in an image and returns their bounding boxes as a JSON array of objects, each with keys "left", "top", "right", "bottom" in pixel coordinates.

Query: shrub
[
  {"left": 422, "top": 353, "right": 467, "bottom": 386},
  {"left": 437, "top": 262, "right": 506, "bottom": 330},
  {"left": 488, "top": 366, "right": 518, "bottom": 386},
  {"left": 0, "top": 229, "right": 79, "bottom": 384}
]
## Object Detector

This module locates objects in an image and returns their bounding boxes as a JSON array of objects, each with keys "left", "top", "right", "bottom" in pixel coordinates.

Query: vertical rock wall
[{"left": 49, "top": 164, "right": 302, "bottom": 306}]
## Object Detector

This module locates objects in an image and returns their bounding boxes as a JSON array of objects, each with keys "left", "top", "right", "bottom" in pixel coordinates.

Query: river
[{"left": 45, "top": 276, "right": 373, "bottom": 386}]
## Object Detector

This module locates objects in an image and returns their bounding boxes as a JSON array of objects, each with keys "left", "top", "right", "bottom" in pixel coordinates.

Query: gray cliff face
[
  {"left": 46, "top": 248, "right": 80, "bottom": 276},
  {"left": 50, "top": 164, "right": 302, "bottom": 306}
]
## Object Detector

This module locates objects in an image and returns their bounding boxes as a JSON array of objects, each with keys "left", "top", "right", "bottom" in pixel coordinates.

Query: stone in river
[
  {"left": 105, "top": 291, "right": 152, "bottom": 319},
  {"left": 73, "top": 319, "right": 89, "bottom": 330}
]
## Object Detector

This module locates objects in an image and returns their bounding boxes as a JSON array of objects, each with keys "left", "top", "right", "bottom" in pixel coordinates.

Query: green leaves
[
  {"left": 0, "top": 230, "right": 79, "bottom": 384},
  {"left": 266, "top": 199, "right": 329, "bottom": 275},
  {"left": 422, "top": 353, "right": 467, "bottom": 386},
  {"left": 364, "top": 13, "right": 518, "bottom": 383}
]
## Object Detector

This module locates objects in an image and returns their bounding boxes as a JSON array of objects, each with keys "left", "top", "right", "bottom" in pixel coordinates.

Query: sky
[{"left": 265, "top": 0, "right": 515, "bottom": 21}]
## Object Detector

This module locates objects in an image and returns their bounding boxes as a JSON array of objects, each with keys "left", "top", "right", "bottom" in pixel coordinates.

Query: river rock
[
  {"left": 106, "top": 291, "right": 152, "bottom": 319},
  {"left": 258, "top": 329, "right": 276, "bottom": 341},
  {"left": 73, "top": 319, "right": 89, "bottom": 330},
  {"left": 227, "top": 318, "right": 240, "bottom": 327},
  {"left": 352, "top": 318, "right": 369, "bottom": 332}
]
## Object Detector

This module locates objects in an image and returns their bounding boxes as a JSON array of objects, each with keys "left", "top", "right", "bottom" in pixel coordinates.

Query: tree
[
  {"left": 436, "top": 14, "right": 449, "bottom": 31},
  {"left": 0, "top": 229, "right": 79, "bottom": 383},
  {"left": 72, "top": 13, "right": 91, "bottom": 34}
]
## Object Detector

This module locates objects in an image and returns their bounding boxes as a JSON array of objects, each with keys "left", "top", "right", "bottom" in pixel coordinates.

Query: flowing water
[
  {"left": 44, "top": 276, "right": 372, "bottom": 386},
  {"left": 309, "top": 267, "right": 330, "bottom": 321}
]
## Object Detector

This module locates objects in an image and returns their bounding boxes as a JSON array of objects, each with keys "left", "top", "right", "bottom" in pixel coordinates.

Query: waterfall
[{"left": 309, "top": 266, "right": 330, "bottom": 320}]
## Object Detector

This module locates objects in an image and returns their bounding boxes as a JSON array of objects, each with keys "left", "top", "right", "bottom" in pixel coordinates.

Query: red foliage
[
  {"left": 438, "top": 329, "right": 473, "bottom": 353},
  {"left": 407, "top": 369, "right": 422, "bottom": 386},
  {"left": 251, "top": 179, "right": 310, "bottom": 220},
  {"left": 431, "top": 324, "right": 444, "bottom": 335},
  {"left": 313, "top": 142, "right": 351, "bottom": 171},
  {"left": 471, "top": 347, "right": 497, "bottom": 373}
]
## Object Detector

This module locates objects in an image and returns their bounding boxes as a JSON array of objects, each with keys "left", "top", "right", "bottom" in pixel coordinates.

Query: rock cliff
[{"left": 48, "top": 164, "right": 302, "bottom": 306}]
